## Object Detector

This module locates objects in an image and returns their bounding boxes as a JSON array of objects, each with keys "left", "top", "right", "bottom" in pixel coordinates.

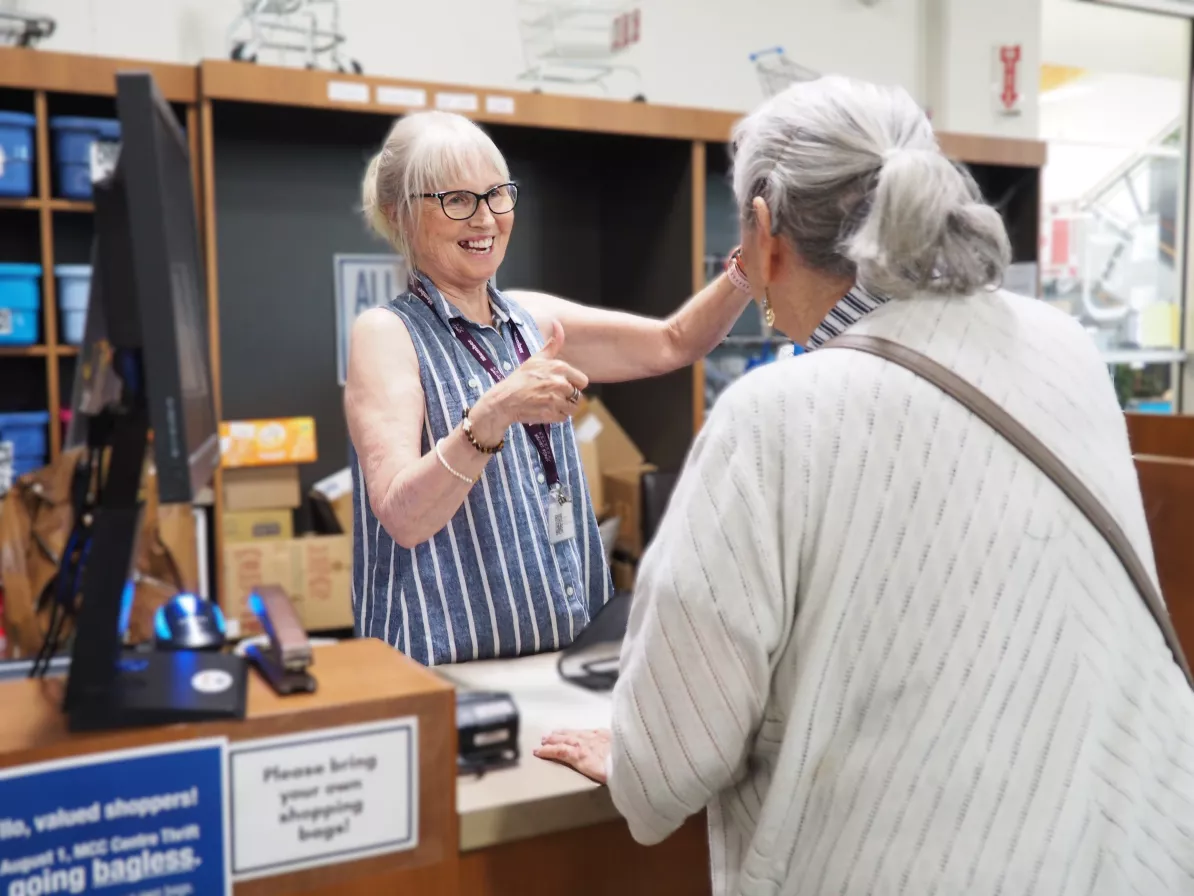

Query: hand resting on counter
[{"left": 534, "top": 728, "right": 611, "bottom": 784}]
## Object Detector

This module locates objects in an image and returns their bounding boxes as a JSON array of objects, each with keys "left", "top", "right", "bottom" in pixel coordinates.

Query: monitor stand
[
  {"left": 68, "top": 650, "right": 248, "bottom": 732},
  {"left": 59, "top": 353, "right": 249, "bottom": 733}
]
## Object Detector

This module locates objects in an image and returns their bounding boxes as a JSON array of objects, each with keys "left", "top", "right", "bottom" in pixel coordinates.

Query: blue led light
[
  {"left": 118, "top": 580, "right": 135, "bottom": 637},
  {"left": 248, "top": 592, "right": 265, "bottom": 619},
  {"left": 153, "top": 606, "right": 172, "bottom": 642}
]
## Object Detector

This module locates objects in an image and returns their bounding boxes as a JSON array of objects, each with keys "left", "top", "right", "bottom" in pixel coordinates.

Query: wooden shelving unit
[
  {"left": 0, "top": 48, "right": 1050, "bottom": 612},
  {"left": 0, "top": 49, "right": 199, "bottom": 461}
]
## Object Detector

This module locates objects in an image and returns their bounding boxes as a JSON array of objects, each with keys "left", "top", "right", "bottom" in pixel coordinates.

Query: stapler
[{"left": 243, "top": 585, "right": 317, "bottom": 695}]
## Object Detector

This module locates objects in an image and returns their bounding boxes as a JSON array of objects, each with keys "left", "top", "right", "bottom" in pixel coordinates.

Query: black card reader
[{"left": 456, "top": 689, "right": 520, "bottom": 775}]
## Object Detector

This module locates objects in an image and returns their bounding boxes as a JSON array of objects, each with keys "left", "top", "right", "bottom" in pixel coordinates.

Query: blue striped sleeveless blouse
[{"left": 351, "top": 273, "right": 612, "bottom": 666}]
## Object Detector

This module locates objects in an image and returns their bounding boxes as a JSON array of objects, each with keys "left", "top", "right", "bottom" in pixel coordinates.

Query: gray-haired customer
[
  {"left": 346, "top": 110, "right": 751, "bottom": 667},
  {"left": 538, "top": 76, "right": 1194, "bottom": 894}
]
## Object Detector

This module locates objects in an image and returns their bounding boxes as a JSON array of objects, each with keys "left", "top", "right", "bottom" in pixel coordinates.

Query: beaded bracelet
[{"left": 435, "top": 439, "right": 477, "bottom": 485}]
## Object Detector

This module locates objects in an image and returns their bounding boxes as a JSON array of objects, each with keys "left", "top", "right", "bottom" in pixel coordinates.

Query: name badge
[{"left": 547, "top": 485, "right": 576, "bottom": 544}]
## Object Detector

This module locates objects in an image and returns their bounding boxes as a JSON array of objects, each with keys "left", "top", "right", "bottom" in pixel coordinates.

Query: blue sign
[
  {"left": 334, "top": 253, "right": 407, "bottom": 385},
  {"left": 0, "top": 739, "right": 230, "bottom": 896}
]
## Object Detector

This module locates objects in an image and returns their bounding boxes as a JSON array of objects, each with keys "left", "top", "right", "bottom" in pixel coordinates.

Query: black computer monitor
[
  {"left": 116, "top": 73, "right": 219, "bottom": 500},
  {"left": 61, "top": 72, "right": 243, "bottom": 731}
]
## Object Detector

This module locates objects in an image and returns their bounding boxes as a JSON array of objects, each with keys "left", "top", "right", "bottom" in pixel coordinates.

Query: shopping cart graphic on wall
[
  {"left": 0, "top": 9, "right": 55, "bottom": 48},
  {"left": 228, "top": 0, "right": 362, "bottom": 73},
  {"left": 751, "top": 47, "right": 819, "bottom": 98},
  {"left": 517, "top": 1, "right": 646, "bottom": 101}
]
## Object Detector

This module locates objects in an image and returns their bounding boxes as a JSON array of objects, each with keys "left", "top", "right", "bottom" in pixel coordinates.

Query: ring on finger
[{"left": 568, "top": 387, "right": 581, "bottom": 404}]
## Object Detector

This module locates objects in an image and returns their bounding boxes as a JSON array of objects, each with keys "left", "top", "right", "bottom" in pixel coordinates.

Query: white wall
[
  {"left": 933, "top": 0, "right": 1041, "bottom": 138},
  {"left": 1042, "top": 0, "right": 1190, "bottom": 79},
  {"left": 7, "top": 0, "right": 1041, "bottom": 137}
]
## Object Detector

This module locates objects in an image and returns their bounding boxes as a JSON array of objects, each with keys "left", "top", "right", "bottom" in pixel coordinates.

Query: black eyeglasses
[{"left": 419, "top": 182, "right": 519, "bottom": 220}]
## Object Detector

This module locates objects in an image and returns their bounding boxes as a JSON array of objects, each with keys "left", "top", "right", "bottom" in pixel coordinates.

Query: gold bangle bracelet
[{"left": 435, "top": 438, "right": 477, "bottom": 485}]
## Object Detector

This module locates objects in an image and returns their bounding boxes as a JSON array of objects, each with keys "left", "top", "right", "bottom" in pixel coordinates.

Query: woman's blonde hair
[{"left": 361, "top": 111, "right": 510, "bottom": 261}]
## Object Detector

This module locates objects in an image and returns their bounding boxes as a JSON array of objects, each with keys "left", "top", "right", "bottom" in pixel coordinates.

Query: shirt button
[
  {"left": 502, "top": 361, "right": 513, "bottom": 372},
  {"left": 468, "top": 378, "right": 479, "bottom": 389},
  {"left": 537, "top": 473, "right": 545, "bottom": 484},
  {"left": 566, "top": 586, "right": 575, "bottom": 597}
]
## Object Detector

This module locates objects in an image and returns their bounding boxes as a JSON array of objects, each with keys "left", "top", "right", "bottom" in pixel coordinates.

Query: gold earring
[{"left": 762, "top": 289, "right": 776, "bottom": 328}]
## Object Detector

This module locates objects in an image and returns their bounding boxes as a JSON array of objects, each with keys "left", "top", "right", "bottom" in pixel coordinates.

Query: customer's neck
[
  {"left": 440, "top": 281, "right": 493, "bottom": 326},
  {"left": 782, "top": 273, "right": 855, "bottom": 345}
]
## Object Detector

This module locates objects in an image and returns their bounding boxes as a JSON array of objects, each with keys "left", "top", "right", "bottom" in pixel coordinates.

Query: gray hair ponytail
[{"left": 731, "top": 76, "right": 1011, "bottom": 300}]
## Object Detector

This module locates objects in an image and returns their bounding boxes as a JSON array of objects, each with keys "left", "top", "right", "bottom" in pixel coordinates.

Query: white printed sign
[
  {"left": 436, "top": 91, "right": 479, "bottom": 112},
  {"left": 485, "top": 95, "right": 516, "bottom": 115},
  {"left": 227, "top": 718, "right": 418, "bottom": 881},
  {"left": 376, "top": 85, "right": 427, "bottom": 108},
  {"left": 327, "top": 81, "right": 369, "bottom": 104},
  {"left": 334, "top": 253, "right": 407, "bottom": 385}
]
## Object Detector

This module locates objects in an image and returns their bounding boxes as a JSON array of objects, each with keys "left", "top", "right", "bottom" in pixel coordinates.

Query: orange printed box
[{"left": 220, "top": 417, "right": 317, "bottom": 468}]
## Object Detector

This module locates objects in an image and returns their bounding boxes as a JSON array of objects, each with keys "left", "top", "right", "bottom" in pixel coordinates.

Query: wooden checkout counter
[{"left": 0, "top": 639, "right": 711, "bottom": 895}]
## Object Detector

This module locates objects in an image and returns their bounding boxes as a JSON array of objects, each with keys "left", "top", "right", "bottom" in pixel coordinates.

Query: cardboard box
[
  {"left": 223, "top": 508, "right": 294, "bottom": 543},
  {"left": 223, "top": 465, "right": 302, "bottom": 512},
  {"left": 310, "top": 467, "right": 353, "bottom": 535},
  {"left": 576, "top": 437, "right": 602, "bottom": 516},
  {"left": 223, "top": 534, "right": 353, "bottom": 633},
  {"left": 220, "top": 417, "right": 317, "bottom": 468},
  {"left": 574, "top": 397, "right": 655, "bottom": 557}
]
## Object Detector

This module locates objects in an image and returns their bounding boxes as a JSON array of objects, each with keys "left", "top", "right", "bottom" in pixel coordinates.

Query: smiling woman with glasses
[{"left": 346, "top": 110, "right": 752, "bottom": 667}]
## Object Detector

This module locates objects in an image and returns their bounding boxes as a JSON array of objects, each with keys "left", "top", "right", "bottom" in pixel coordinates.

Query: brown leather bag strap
[{"left": 825, "top": 332, "right": 1194, "bottom": 690}]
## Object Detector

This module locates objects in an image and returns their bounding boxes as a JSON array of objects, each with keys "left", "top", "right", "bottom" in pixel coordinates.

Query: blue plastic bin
[
  {"left": 55, "top": 264, "right": 91, "bottom": 345},
  {"left": 0, "top": 412, "right": 50, "bottom": 459},
  {"left": 0, "top": 111, "right": 36, "bottom": 197},
  {"left": 0, "top": 263, "right": 41, "bottom": 346},
  {"left": 49, "top": 116, "right": 121, "bottom": 199},
  {"left": 9, "top": 455, "right": 46, "bottom": 478}
]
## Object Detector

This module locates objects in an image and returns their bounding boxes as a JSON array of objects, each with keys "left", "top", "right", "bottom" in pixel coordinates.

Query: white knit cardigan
[{"left": 608, "top": 290, "right": 1194, "bottom": 896}]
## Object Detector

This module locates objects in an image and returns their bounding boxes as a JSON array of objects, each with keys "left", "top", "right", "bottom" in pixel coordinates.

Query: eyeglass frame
[{"left": 418, "top": 182, "right": 519, "bottom": 221}]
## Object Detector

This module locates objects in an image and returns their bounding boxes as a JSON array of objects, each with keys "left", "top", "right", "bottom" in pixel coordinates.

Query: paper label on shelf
[
  {"left": 89, "top": 140, "right": 120, "bottom": 185},
  {"left": 435, "top": 91, "right": 479, "bottom": 112},
  {"left": 0, "top": 309, "right": 11, "bottom": 336},
  {"left": 485, "top": 95, "right": 516, "bottom": 115},
  {"left": 574, "top": 413, "right": 603, "bottom": 444},
  {"left": 0, "top": 441, "right": 12, "bottom": 496},
  {"left": 0, "top": 739, "right": 231, "bottom": 896},
  {"left": 327, "top": 80, "right": 370, "bottom": 103},
  {"left": 376, "top": 85, "right": 427, "bottom": 108},
  {"left": 227, "top": 718, "right": 418, "bottom": 881}
]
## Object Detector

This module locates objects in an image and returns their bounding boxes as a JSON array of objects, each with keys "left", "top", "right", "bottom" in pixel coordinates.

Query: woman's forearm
[
  {"left": 660, "top": 274, "right": 752, "bottom": 370},
  {"left": 510, "top": 275, "right": 751, "bottom": 383},
  {"left": 373, "top": 401, "right": 507, "bottom": 549}
]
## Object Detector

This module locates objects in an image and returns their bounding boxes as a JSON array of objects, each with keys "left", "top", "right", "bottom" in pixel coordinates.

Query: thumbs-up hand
[{"left": 464, "top": 319, "right": 589, "bottom": 447}]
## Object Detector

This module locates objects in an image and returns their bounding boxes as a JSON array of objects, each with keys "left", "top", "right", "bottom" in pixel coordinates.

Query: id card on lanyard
[{"left": 411, "top": 277, "right": 576, "bottom": 544}]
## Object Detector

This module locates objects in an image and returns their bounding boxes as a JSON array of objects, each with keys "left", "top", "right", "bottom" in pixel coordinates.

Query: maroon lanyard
[{"left": 411, "top": 276, "right": 560, "bottom": 487}]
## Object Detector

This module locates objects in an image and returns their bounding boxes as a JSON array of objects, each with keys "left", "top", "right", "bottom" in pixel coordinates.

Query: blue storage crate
[
  {"left": 0, "top": 111, "right": 36, "bottom": 198},
  {"left": 0, "top": 263, "right": 41, "bottom": 345},
  {"left": 0, "top": 411, "right": 50, "bottom": 458},
  {"left": 10, "top": 455, "right": 45, "bottom": 478},
  {"left": 49, "top": 116, "right": 121, "bottom": 199},
  {"left": 55, "top": 264, "right": 91, "bottom": 345}
]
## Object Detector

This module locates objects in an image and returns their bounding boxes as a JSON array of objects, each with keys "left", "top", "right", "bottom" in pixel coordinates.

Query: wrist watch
[
  {"left": 462, "top": 407, "right": 505, "bottom": 455},
  {"left": 725, "top": 248, "right": 752, "bottom": 294}
]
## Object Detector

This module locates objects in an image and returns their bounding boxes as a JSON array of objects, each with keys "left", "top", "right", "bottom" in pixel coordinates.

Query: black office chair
[{"left": 559, "top": 470, "right": 679, "bottom": 691}]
